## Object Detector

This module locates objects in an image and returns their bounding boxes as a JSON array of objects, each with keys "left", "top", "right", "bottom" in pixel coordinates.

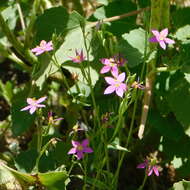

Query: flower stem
[{"left": 138, "top": 174, "right": 148, "bottom": 190}]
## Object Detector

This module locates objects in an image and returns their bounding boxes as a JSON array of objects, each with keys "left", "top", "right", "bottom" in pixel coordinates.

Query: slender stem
[
  {"left": 16, "top": 0, "right": 26, "bottom": 31},
  {"left": 0, "top": 13, "right": 38, "bottom": 65},
  {"left": 33, "top": 138, "right": 54, "bottom": 172},
  {"left": 7, "top": 52, "right": 31, "bottom": 72},
  {"left": 138, "top": 174, "right": 148, "bottom": 190},
  {"left": 24, "top": 0, "right": 42, "bottom": 48}
]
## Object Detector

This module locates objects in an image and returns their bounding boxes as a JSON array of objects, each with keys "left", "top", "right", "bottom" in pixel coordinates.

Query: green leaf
[
  {"left": 174, "top": 25, "right": 190, "bottom": 44},
  {"left": 15, "top": 149, "right": 38, "bottom": 173},
  {"left": 11, "top": 88, "right": 36, "bottom": 136},
  {"left": 169, "top": 180, "right": 190, "bottom": 190},
  {"left": 92, "top": 0, "right": 136, "bottom": 35},
  {"left": 97, "top": 0, "right": 109, "bottom": 6},
  {"left": 118, "top": 28, "right": 148, "bottom": 67},
  {"left": 107, "top": 137, "right": 129, "bottom": 152},
  {"left": 35, "top": 7, "right": 84, "bottom": 42},
  {"left": 38, "top": 171, "right": 68, "bottom": 190},
  {"left": 1, "top": 162, "right": 36, "bottom": 184},
  {"left": 0, "top": 80, "right": 13, "bottom": 106},
  {"left": 166, "top": 72, "right": 190, "bottom": 136},
  {"left": 148, "top": 110, "right": 184, "bottom": 141},
  {"left": 0, "top": 162, "right": 17, "bottom": 185}
]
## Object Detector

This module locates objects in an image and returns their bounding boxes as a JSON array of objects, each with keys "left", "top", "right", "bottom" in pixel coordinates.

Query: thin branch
[{"left": 88, "top": 7, "right": 150, "bottom": 27}]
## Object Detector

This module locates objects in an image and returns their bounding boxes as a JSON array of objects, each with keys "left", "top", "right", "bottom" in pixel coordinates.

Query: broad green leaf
[
  {"left": 0, "top": 162, "right": 17, "bottom": 185},
  {"left": 166, "top": 72, "right": 190, "bottom": 136},
  {"left": 97, "top": 0, "right": 109, "bottom": 6},
  {"left": 169, "top": 180, "right": 190, "bottom": 190},
  {"left": 147, "top": 110, "right": 184, "bottom": 141},
  {"left": 174, "top": 25, "right": 190, "bottom": 44},
  {"left": 11, "top": 88, "right": 36, "bottom": 136},
  {"left": 15, "top": 149, "right": 38, "bottom": 173},
  {"left": 118, "top": 28, "right": 148, "bottom": 67},
  {"left": 35, "top": 7, "right": 84, "bottom": 42},
  {"left": 38, "top": 171, "right": 68, "bottom": 190},
  {"left": 34, "top": 7, "right": 99, "bottom": 89},
  {"left": 1, "top": 162, "right": 36, "bottom": 184},
  {"left": 108, "top": 137, "right": 129, "bottom": 152}
]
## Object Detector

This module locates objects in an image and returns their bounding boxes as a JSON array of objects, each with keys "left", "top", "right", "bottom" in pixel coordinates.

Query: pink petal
[
  {"left": 29, "top": 106, "right": 37, "bottom": 114},
  {"left": 83, "top": 147, "right": 93, "bottom": 153},
  {"left": 20, "top": 105, "right": 32, "bottom": 111},
  {"left": 117, "top": 72, "right": 125, "bottom": 82},
  {"left": 105, "top": 77, "right": 116, "bottom": 85},
  {"left": 164, "top": 38, "right": 175, "bottom": 44},
  {"left": 159, "top": 41, "right": 166, "bottom": 49},
  {"left": 36, "top": 104, "right": 46, "bottom": 108},
  {"left": 35, "top": 50, "right": 45, "bottom": 56},
  {"left": 149, "top": 36, "right": 158, "bottom": 43},
  {"left": 101, "top": 58, "right": 110, "bottom": 66},
  {"left": 137, "top": 163, "right": 146, "bottom": 169},
  {"left": 45, "top": 46, "right": 53, "bottom": 51},
  {"left": 151, "top": 29, "right": 160, "bottom": 36},
  {"left": 120, "top": 83, "right": 127, "bottom": 91},
  {"left": 153, "top": 166, "right": 159, "bottom": 176},
  {"left": 36, "top": 96, "right": 47, "bottom": 103},
  {"left": 68, "top": 147, "right": 76, "bottom": 154},
  {"left": 116, "top": 88, "right": 124, "bottom": 97},
  {"left": 100, "top": 66, "right": 111, "bottom": 74},
  {"left": 160, "top": 28, "right": 168, "bottom": 38},
  {"left": 111, "top": 66, "right": 118, "bottom": 76},
  {"left": 104, "top": 85, "right": 116, "bottom": 94},
  {"left": 76, "top": 151, "right": 84, "bottom": 160},
  {"left": 148, "top": 168, "right": 153, "bottom": 176},
  {"left": 47, "top": 41, "right": 52, "bottom": 46},
  {"left": 81, "top": 139, "right": 89, "bottom": 147},
  {"left": 27, "top": 98, "right": 35, "bottom": 104},
  {"left": 111, "top": 69, "right": 119, "bottom": 78},
  {"left": 31, "top": 46, "right": 41, "bottom": 53},
  {"left": 71, "top": 140, "right": 80, "bottom": 148}
]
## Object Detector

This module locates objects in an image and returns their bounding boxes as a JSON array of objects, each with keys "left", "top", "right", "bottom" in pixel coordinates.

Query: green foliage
[
  {"left": 11, "top": 89, "right": 36, "bottom": 136},
  {"left": 92, "top": 0, "right": 137, "bottom": 35},
  {"left": 166, "top": 72, "right": 190, "bottom": 135},
  {"left": 118, "top": 28, "right": 148, "bottom": 67},
  {"left": 169, "top": 180, "right": 190, "bottom": 190}
]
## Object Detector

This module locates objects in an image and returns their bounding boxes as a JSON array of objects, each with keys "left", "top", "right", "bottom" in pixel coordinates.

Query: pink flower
[
  {"left": 104, "top": 72, "right": 127, "bottom": 97},
  {"left": 149, "top": 28, "right": 175, "bottom": 50},
  {"left": 48, "top": 111, "right": 63, "bottom": 125},
  {"left": 137, "top": 159, "right": 159, "bottom": 176},
  {"left": 31, "top": 40, "right": 53, "bottom": 56},
  {"left": 68, "top": 139, "right": 93, "bottom": 160},
  {"left": 100, "top": 58, "right": 118, "bottom": 75},
  {"left": 21, "top": 96, "right": 47, "bottom": 114},
  {"left": 70, "top": 49, "right": 85, "bottom": 63}
]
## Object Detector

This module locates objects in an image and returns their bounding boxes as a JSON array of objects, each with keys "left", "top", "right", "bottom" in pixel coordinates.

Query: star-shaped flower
[
  {"left": 21, "top": 96, "right": 47, "bottom": 114},
  {"left": 137, "top": 159, "right": 159, "bottom": 176},
  {"left": 149, "top": 28, "right": 175, "bottom": 50},
  {"left": 104, "top": 72, "right": 127, "bottom": 97},
  {"left": 70, "top": 49, "right": 85, "bottom": 63},
  {"left": 31, "top": 40, "right": 53, "bottom": 56},
  {"left": 68, "top": 139, "right": 93, "bottom": 160}
]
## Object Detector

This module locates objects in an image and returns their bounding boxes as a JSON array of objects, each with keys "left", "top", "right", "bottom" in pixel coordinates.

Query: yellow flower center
[{"left": 77, "top": 145, "right": 83, "bottom": 151}]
